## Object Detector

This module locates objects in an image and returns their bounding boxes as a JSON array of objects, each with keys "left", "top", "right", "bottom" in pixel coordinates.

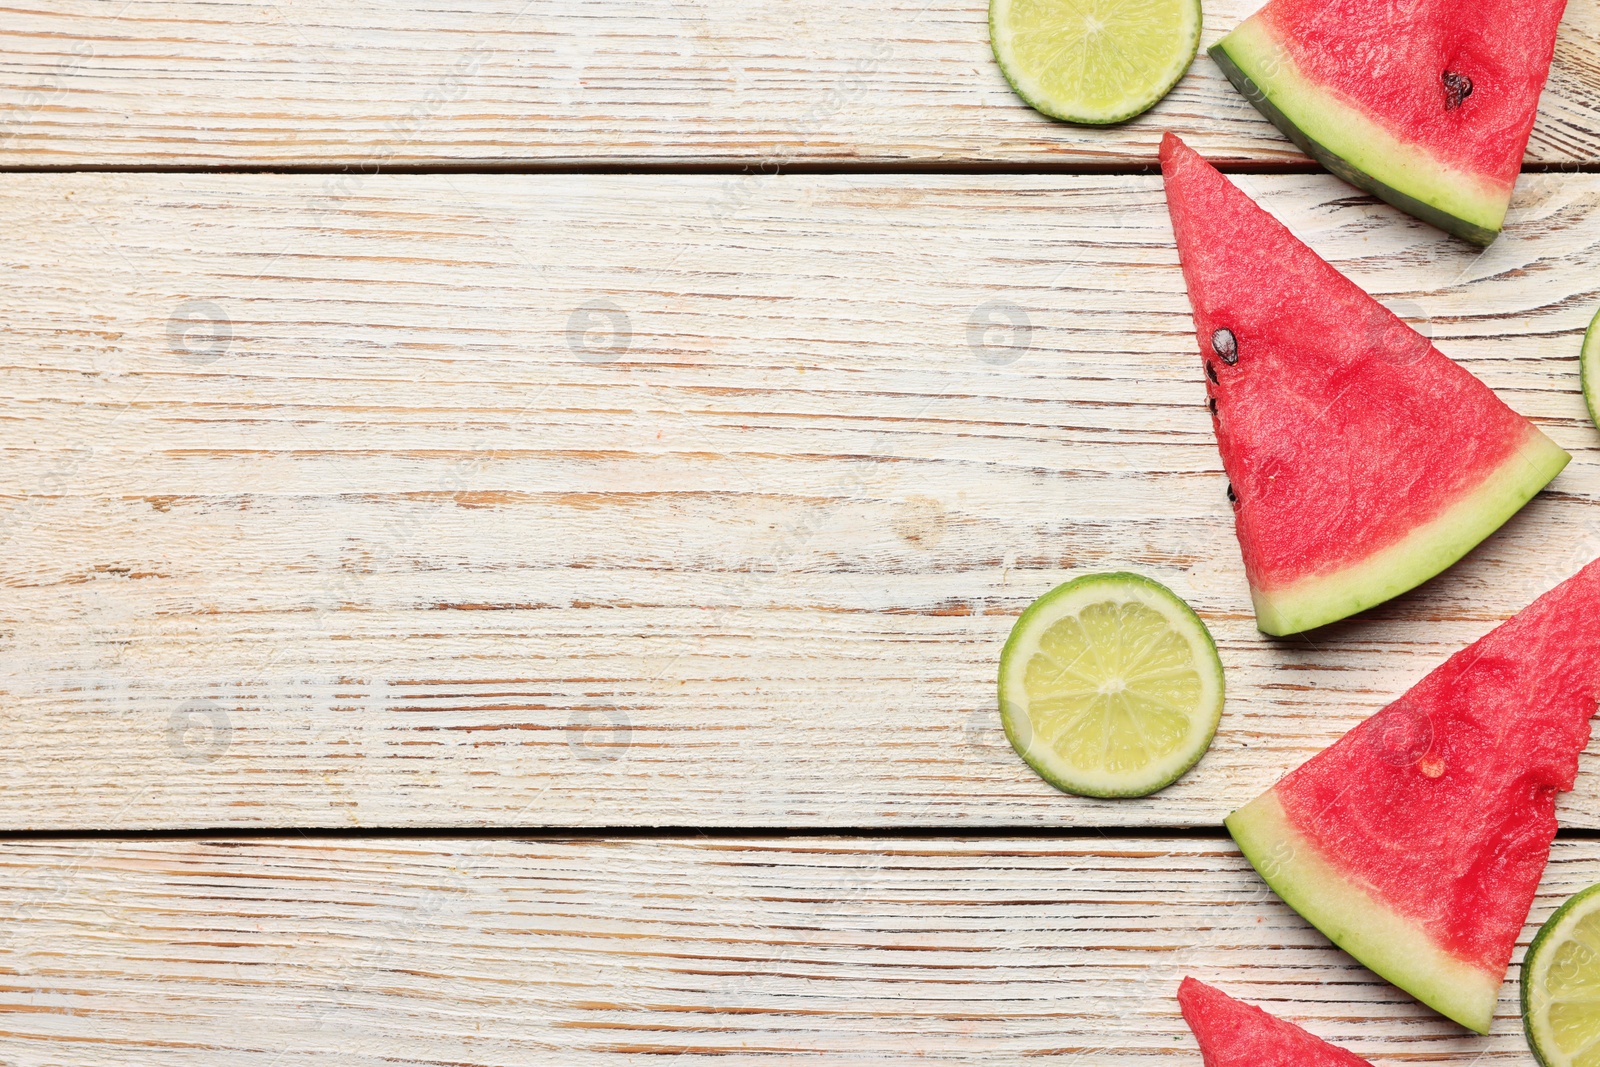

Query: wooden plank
[
  {"left": 0, "top": 834, "right": 1589, "bottom": 1062},
  {"left": 1, "top": 0, "right": 1597, "bottom": 168},
  {"left": 3, "top": 172, "right": 1600, "bottom": 830}
]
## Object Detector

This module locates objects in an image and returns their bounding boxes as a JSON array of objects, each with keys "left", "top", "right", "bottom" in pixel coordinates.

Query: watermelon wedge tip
[{"left": 1178, "top": 977, "right": 1375, "bottom": 1065}]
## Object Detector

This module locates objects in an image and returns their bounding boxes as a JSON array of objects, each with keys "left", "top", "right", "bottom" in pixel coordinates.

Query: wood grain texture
[
  {"left": 0, "top": 0, "right": 1597, "bottom": 168},
  {"left": 4, "top": 171, "right": 1600, "bottom": 830},
  {"left": 0, "top": 834, "right": 1591, "bottom": 1063}
]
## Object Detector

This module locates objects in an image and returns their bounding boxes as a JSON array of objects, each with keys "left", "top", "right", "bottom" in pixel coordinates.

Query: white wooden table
[{"left": 3, "top": 1, "right": 1600, "bottom": 1061}]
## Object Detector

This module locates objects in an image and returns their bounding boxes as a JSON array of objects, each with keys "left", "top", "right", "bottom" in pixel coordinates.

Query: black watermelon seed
[
  {"left": 1208, "top": 397, "right": 1217, "bottom": 416},
  {"left": 1206, "top": 362, "right": 1219, "bottom": 384},
  {"left": 1226, "top": 483, "right": 1237, "bottom": 503},
  {"left": 1212, "top": 328, "right": 1239, "bottom": 365},
  {"left": 1443, "top": 71, "right": 1474, "bottom": 110}
]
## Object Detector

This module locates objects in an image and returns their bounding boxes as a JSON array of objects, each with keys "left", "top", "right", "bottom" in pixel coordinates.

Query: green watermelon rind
[
  {"left": 1209, "top": 19, "right": 1509, "bottom": 246},
  {"left": 1581, "top": 308, "right": 1600, "bottom": 433},
  {"left": 1227, "top": 789, "right": 1502, "bottom": 1034},
  {"left": 1251, "top": 428, "right": 1571, "bottom": 636}
]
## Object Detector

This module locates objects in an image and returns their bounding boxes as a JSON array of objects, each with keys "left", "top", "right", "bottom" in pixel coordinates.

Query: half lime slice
[
  {"left": 990, "top": 0, "right": 1202, "bottom": 125},
  {"left": 999, "top": 572, "right": 1224, "bottom": 797},
  {"left": 1581, "top": 307, "right": 1600, "bottom": 432},
  {"left": 1524, "top": 881, "right": 1600, "bottom": 1067}
]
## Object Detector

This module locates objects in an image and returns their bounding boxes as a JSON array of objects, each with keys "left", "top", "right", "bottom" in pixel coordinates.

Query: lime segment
[
  {"left": 999, "top": 572, "right": 1224, "bottom": 797},
  {"left": 990, "top": 0, "right": 1202, "bottom": 124},
  {"left": 1524, "top": 882, "right": 1600, "bottom": 1067},
  {"left": 1581, "top": 307, "right": 1600, "bottom": 433}
]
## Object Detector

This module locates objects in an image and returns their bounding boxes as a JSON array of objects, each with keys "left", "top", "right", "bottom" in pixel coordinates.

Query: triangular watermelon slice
[
  {"left": 1227, "top": 557, "right": 1600, "bottom": 1034},
  {"left": 1162, "top": 133, "right": 1568, "bottom": 636},
  {"left": 1178, "top": 978, "right": 1375, "bottom": 1066},
  {"left": 1210, "top": 0, "right": 1569, "bottom": 245}
]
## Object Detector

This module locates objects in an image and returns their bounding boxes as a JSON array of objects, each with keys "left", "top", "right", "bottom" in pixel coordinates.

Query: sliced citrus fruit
[
  {"left": 990, "top": 0, "right": 1202, "bottom": 124},
  {"left": 1524, "top": 881, "right": 1600, "bottom": 1067},
  {"left": 1581, "top": 307, "right": 1600, "bottom": 433},
  {"left": 999, "top": 572, "right": 1224, "bottom": 797}
]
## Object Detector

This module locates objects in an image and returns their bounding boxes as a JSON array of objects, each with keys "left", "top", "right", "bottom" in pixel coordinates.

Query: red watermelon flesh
[
  {"left": 1210, "top": 0, "right": 1570, "bottom": 243},
  {"left": 1252, "top": 0, "right": 1566, "bottom": 188},
  {"left": 1227, "top": 557, "right": 1600, "bottom": 1033},
  {"left": 1161, "top": 133, "right": 1568, "bottom": 636},
  {"left": 1178, "top": 978, "right": 1374, "bottom": 1067}
]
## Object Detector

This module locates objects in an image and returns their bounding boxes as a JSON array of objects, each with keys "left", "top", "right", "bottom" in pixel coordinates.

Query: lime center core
[{"left": 1021, "top": 600, "right": 1204, "bottom": 774}]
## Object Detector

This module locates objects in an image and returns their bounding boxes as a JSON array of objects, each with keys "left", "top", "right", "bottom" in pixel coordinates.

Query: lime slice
[
  {"left": 989, "top": 0, "right": 1202, "bottom": 125},
  {"left": 998, "top": 572, "right": 1224, "bottom": 798},
  {"left": 1581, "top": 307, "right": 1600, "bottom": 432},
  {"left": 1524, "top": 882, "right": 1600, "bottom": 1067}
]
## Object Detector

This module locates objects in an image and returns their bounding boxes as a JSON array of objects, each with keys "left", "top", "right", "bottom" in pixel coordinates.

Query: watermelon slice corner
[
  {"left": 1178, "top": 977, "right": 1376, "bottom": 1065},
  {"left": 1226, "top": 557, "right": 1600, "bottom": 1033},
  {"left": 1161, "top": 132, "right": 1569, "bottom": 636},
  {"left": 1208, "top": 0, "right": 1570, "bottom": 244}
]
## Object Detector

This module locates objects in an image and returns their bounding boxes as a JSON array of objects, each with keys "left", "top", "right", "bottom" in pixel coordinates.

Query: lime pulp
[
  {"left": 1524, "top": 881, "right": 1600, "bottom": 1066},
  {"left": 989, "top": 0, "right": 1203, "bottom": 125},
  {"left": 998, "top": 572, "right": 1224, "bottom": 798}
]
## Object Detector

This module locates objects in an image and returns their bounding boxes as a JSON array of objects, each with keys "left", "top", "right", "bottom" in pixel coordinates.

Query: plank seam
[
  {"left": 1, "top": 826, "right": 1598, "bottom": 841},
  {"left": 0, "top": 162, "right": 1594, "bottom": 176}
]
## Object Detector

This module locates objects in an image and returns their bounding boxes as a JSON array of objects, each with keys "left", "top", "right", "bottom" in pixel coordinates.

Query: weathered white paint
[
  {"left": 0, "top": 0, "right": 1595, "bottom": 167},
  {"left": 0, "top": 835, "right": 1588, "bottom": 1063},
  {"left": 2, "top": 172, "right": 1598, "bottom": 829}
]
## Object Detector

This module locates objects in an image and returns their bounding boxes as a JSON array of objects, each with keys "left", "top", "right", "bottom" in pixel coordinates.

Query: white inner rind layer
[
  {"left": 1227, "top": 790, "right": 1502, "bottom": 1034},
  {"left": 1216, "top": 17, "right": 1511, "bottom": 237},
  {"left": 1251, "top": 427, "right": 1570, "bottom": 636}
]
